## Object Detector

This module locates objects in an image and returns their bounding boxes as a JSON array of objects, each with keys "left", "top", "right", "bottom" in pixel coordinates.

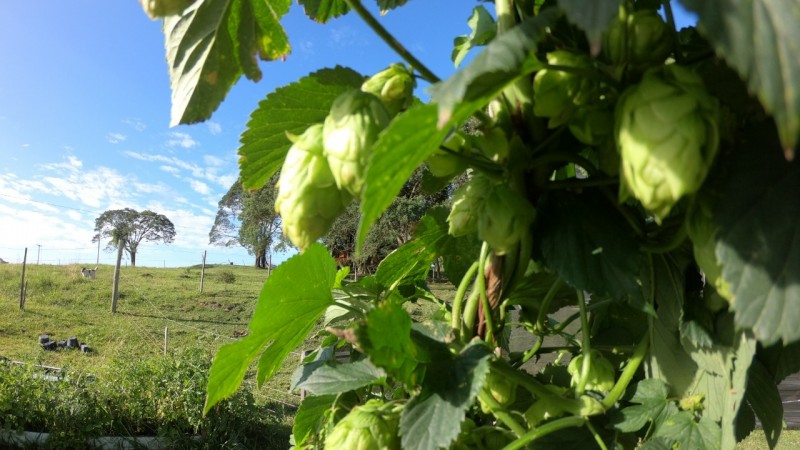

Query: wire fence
[{"left": 0, "top": 245, "right": 253, "bottom": 267}]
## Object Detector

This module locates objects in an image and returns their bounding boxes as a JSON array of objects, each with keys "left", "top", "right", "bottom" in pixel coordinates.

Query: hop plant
[
  {"left": 426, "top": 132, "right": 467, "bottom": 178},
  {"left": 686, "top": 200, "right": 732, "bottom": 300},
  {"left": 478, "top": 184, "right": 535, "bottom": 255},
  {"left": 139, "top": 0, "right": 192, "bottom": 19},
  {"left": 324, "top": 400, "right": 402, "bottom": 450},
  {"left": 605, "top": 9, "right": 673, "bottom": 69},
  {"left": 447, "top": 174, "right": 494, "bottom": 237},
  {"left": 567, "top": 350, "right": 616, "bottom": 392},
  {"left": 569, "top": 106, "right": 615, "bottom": 146},
  {"left": 361, "top": 63, "right": 416, "bottom": 117},
  {"left": 616, "top": 64, "right": 720, "bottom": 221},
  {"left": 533, "top": 51, "right": 598, "bottom": 127},
  {"left": 323, "top": 90, "right": 391, "bottom": 198},
  {"left": 275, "top": 124, "right": 352, "bottom": 250}
]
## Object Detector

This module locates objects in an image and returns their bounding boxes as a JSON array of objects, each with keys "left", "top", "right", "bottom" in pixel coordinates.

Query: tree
[
  {"left": 93, "top": 208, "right": 175, "bottom": 267},
  {"left": 149, "top": 1, "right": 800, "bottom": 449},
  {"left": 209, "top": 176, "right": 286, "bottom": 269}
]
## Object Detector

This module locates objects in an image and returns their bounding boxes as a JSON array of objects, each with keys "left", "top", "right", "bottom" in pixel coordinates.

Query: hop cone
[
  {"left": 533, "top": 51, "right": 598, "bottom": 127},
  {"left": 275, "top": 124, "right": 352, "bottom": 250},
  {"left": 605, "top": 9, "right": 673, "bottom": 69},
  {"left": 567, "top": 350, "right": 616, "bottom": 392},
  {"left": 616, "top": 64, "right": 720, "bottom": 221},
  {"left": 478, "top": 184, "right": 535, "bottom": 255},
  {"left": 323, "top": 90, "right": 390, "bottom": 198},
  {"left": 361, "top": 63, "right": 415, "bottom": 117},
  {"left": 140, "top": 0, "right": 191, "bottom": 19},
  {"left": 324, "top": 400, "right": 402, "bottom": 450}
]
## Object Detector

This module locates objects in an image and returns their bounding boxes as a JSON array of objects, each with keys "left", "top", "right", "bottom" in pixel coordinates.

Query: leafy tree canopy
[{"left": 93, "top": 208, "right": 175, "bottom": 267}]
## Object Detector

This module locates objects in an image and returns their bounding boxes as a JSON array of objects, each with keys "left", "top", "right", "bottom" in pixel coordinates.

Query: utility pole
[
  {"left": 36, "top": 244, "right": 41, "bottom": 265},
  {"left": 200, "top": 250, "right": 207, "bottom": 293}
]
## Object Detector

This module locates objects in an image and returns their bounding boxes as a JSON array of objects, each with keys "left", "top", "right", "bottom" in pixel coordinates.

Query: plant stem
[
  {"left": 451, "top": 261, "right": 479, "bottom": 332},
  {"left": 478, "top": 390, "right": 527, "bottom": 437},
  {"left": 461, "top": 288, "right": 481, "bottom": 342},
  {"left": 601, "top": 329, "right": 650, "bottom": 410},
  {"left": 535, "top": 278, "right": 564, "bottom": 333},
  {"left": 476, "top": 243, "right": 496, "bottom": 346},
  {"left": 501, "top": 416, "right": 587, "bottom": 450},
  {"left": 586, "top": 420, "right": 609, "bottom": 450},
  {"left": 641, "top": 222, "right": 687, "bottom": 254},
  {"left": 662, "top": 0, "right": 684, "bottom": 64},
  {"left": 518, "top": 335, "right": 543, "bottom": 365},
  {"left": 333, "top": 301, "right": 364, "bottom": 316},
  {"left": 575, "top": 289, "right": 592, "bottom": 395},
  {"left": 344, "top": 0, "right": 440, "bottom": 83}
]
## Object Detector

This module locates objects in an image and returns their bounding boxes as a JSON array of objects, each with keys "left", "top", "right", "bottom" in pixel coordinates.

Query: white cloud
[
  {"left": 159, "top": 165, "right": 180, "bottom": 174},
  {"left": 107, "top": 132, "right": 127, "bottom": 144},
  {"left": 66, "top": 210, "right": 82, "bottom": 221},
  {"left": 217, "top": 173, "right": 237, "bottom": 189},
  {"left": 41, "top": 155, "right": 83, "bottom": 172},
  {"left": 133, "top": 182, "right": 168, "bottom": 194},
  {"left": 203, "top": 155, "right": 224, "bottom": 167},
  {"left": 123, "top": 118, "right": 147, "bottom": 131},
  {"left": 207, "top": 121, "right": 222, "bottom": 135},
  {"left": 188, "top": 179, "right": 211, "bottom": 195},
  {"left": 166, "top": 131, "right": 198, "bottom": 149}
]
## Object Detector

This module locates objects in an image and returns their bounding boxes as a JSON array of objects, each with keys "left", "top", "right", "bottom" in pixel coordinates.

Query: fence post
[
  {"left": 19, "top": 248, "right": 27, "bottom": 310},
  {"left": 111, "top": 240, "right": 124, "bottom": 313},
  {"left": 200, "top": 250, "right": 207, "bottom": 293},
  {"left": 164, "top": 327, "right": 168, "bottom": 355}
]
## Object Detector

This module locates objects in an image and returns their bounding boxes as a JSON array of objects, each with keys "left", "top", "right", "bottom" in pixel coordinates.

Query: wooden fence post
[
  {"left": 111, "top": 240, "right": 124, "bottom": 313},
  {"left": 19, "top": 248, "right": 27, "bottom": 310},
  {"left": 200, "top": 250, "right": 207, "bottom": 293},
  {"left": 164, "top": 327, "right": 168, "bottom": 355}
]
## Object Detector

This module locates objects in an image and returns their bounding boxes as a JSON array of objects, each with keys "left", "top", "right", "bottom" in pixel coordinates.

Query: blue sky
[{"left": 0, "top": 1, "right": 694, "bottom": 268}]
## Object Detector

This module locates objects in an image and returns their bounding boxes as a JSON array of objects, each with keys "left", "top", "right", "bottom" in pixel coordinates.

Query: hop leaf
[
  {"left": 139, "top": 0, "right": 192, "bottom": 19},
  {"left": 361, "top": 63, "right": 416, "bottom": 117},
  {"left": 275, "top": 124, "right": 352, "bottom": 250},
  {"left": 616, "top": 64, "right": 720, "bottom": 221},
  {"left": 325, "top": 400, "right": 402, "bottom": 450},
  {"left": 686, "top": 200, "right": 732, "bottom": 300},
  {"left": 447, "top": 174, "right": 494, "bottom": 237},
  {"left": 323, "top": 90, "right": 391, "bottom": 198}
]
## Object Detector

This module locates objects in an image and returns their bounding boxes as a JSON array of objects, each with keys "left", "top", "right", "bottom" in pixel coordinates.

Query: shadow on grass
[{"left": 119, "top": 311, "right": 247, "bottom": 327}]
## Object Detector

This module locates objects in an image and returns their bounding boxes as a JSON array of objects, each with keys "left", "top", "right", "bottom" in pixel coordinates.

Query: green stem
[
  {"left": 535, "top": 278, "right": 564, "bottom": 333},
  {"left": 662, "top": 0, "right": 684, "bottom": 64},
  {"left": 476, "top": 243, "right": 496, "bottom": 346},
  {"left": 344, "top": 0, "right": 440, "bottom": 83},
  {"left": 461, "top": 288, "right": 481, "bottom": 342},
  {"left": 478, "top": 390, "right": 527, "bottom": 437},
  {"left": 438, "top": 145, "right": 502, "bottom": 174},
  {"left": 586, "top": 420, "right": 609, "bottom": 450},
  {"left": 518, "top": 335, "right": 543, "bottom": 365},
  {"left": 333, "top": 301, "right": 364, "bottom": 316},
  {"left": 601, "top": 329, "right": 650, "bottom": 410},
  {"left": 451, "top": 261, "right": 479, "bottom": 332},
  {"left": 575, "top": 289, "right": 592, "bottom": 396},
  {"left": 501, "top": 416, "right": 587, "bottom": 450},
  {"left": 495, "top": 0, "right": 516, "bottom": 34}
]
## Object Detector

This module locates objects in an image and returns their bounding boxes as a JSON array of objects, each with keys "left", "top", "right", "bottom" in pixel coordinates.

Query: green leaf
[
  {"left": 558, "top": 0, "right": 621, "bottom": 48},
  {"left": 679, "top": 0, "right": 800, "bottom": 152},
  {"left": 655, "top": 412, "right": 721, "bottom": 450},
  {"left": 238, "top": 66, "right": 365, "bottom": 189},
  {"left": 711, "top": 121, "right": 800, "bottom": 345},
  {"left": 746, "top": 360, "right": 784, "bottom": 449},
  {"left": 430, "top": 8, "right": 558, "bottom": 123},
  {"left": 535, "top": 190, "right": 643, "bottom": 300},
  {"left": 298, "top": 0, "right": 349, "bottom": 22},
  {"left": 357, "top": 301, "right": 422, "bottom": 385},
  {"left": 205, "top": 244, "right": 336, "bottom": 412},
  {"left": 611, "top": 379, "right": 679, "bottom": 433},
  {"left": 294, "top": 359, "right": 386, "bottom": 395},
  {"left": 452, "top": 6, "right": 497, "bottom": 67},
  {"left": 758, "top": 339, "right": 800, "bottom": 383},
  {"left": 399, "top": 343, "right": 492, "bottom": 450},
  {"left": 293, "top": 394, "right": 336, "bottom": 446},
  {"left": 376, "top": 0, "right": 411, "bottom": 14},
  {"left": 164, "top": 0, "right": 291, "bottom": 126},
  {"left": 375, "top": 239, "right": 434, "bottom": 291}
]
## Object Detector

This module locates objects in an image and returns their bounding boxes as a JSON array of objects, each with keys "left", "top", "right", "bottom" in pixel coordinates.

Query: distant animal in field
[{"left": 81, "top": 267, "right": 98, "bottom": 279}]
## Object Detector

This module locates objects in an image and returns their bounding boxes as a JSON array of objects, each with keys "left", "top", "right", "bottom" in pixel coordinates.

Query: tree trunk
[
  {"left": 255, "top": 249, "right": 266, "bottom": 268},
  {"left": 130, "top": 251, "right": 136, "bottom": 267}
]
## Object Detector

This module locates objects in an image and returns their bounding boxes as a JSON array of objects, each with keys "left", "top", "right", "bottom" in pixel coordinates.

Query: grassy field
[{"left": 0, "top": 262, "right": 795, "bottom": 448}]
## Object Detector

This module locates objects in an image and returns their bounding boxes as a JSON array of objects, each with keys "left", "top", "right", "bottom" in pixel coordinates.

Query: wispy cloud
[
  {"left": 166, "top": 131, "right": 199, "bottom": 149},
  {"left": 107, "top": 132, "right": 127, "bottom": 144},
  {"left": 125, "top": 151, "right": 234, "bottom": 188},
  {"left": 188, "top": 179, "right": 211, "bottom": 195},
  {"left": 123, "top": 118, "right": 147, "bottom": 131},
  {"left": 203, "top": 155, "right": 224, "bottom": 167},
  {"left": 159, "top": 165, "right": 180, "bottom": 174},
  {"left": 207, "top": 121, "right": 222, "bottom": 135}
]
